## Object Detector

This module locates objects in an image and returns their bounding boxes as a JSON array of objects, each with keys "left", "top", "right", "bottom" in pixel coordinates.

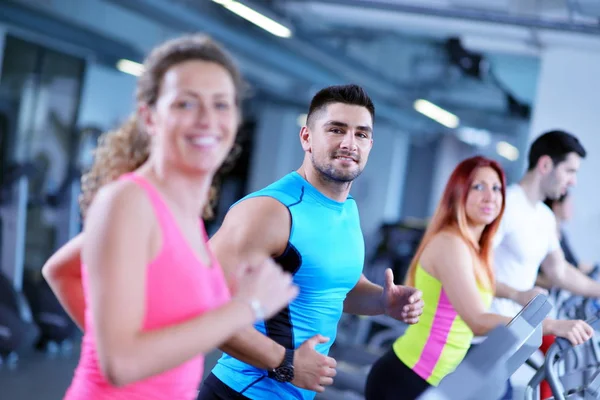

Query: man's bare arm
[
  {"left": 495, "top": 282, "right": 548, "bottom": 306},
  {"left": 542, "top": 249, "right": 600, "bottom": 298},
  {"left": 343, "top": 274, "right": 384, "bottom": 316},
  {"left": 535, "top": 273, "right": 554, "bottom": 290},
  {"left": 210, "top": 196, "right": 336, "bottom": 392},
  {"left": 210, "top": 197, "right": 290, "bottom": 369}
]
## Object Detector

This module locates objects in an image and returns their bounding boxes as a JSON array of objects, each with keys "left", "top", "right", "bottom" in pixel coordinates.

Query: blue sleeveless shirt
[{"left": 210, "top": 172, "right": 365, "bottom": 399}]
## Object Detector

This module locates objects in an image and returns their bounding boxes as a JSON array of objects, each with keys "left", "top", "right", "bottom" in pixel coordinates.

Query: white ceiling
[
  {"left": 259, "top": 0, "right": 600, "bottom": 131},
  {"left": 165, "top": 0, "right": 600, "bottom": 141},
  {"left": 275, "top": 0, "right": 600, "bottom": 56}
]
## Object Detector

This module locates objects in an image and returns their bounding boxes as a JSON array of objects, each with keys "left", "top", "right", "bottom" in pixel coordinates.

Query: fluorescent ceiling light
[
  {"left": 116, "top": 59, "right": 144, "bottom": 77},
  {"left": 457, "top": 126, "right": 492, "bottom": 148},
  {"left": 496, "top": 141, "right": 519, "bottom": 161},
  {"left": 297, "top": 113, "right": 307, "bottom": 127},
  {"left": 212, "top": 0, "right": 292, "bottom": 38},
  {"left": 413, "top": 99, "right": 460, "bottom": 129}
]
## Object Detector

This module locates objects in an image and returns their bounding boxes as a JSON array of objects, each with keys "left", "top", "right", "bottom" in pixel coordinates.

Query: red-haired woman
[
  {"left": 365, "top": 155, "right": 593, "bottom": 399},
  {"left": 365, "top": 155, "right": 519, "bottom": 399}
]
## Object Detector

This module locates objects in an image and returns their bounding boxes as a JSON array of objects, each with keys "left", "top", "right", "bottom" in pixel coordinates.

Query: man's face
[
  {"left": 543, "top": 152, "right": 581, "bottom": 199},
  {"left": 301, "top": 103, "right": 373, "bottom": 183}
]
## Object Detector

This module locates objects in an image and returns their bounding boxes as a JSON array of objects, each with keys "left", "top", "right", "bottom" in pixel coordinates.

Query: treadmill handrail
[
  {"left": 545, "top": 339, "right": 568, "bottom": 400},
  {"left": 417, "top": 325, "right": 520, "bottom": 400},
  {"left": 418, "top": 294, "right": 552, "bottom": 400},
  {"left": 540, "top": 315, "right": 600, "bottom": 400},
  {"left": 584, "top": 369, "right": 600, "bottom": 399},
  {"left": 507, "top": 294, "right": 553, "bottom": 328}
]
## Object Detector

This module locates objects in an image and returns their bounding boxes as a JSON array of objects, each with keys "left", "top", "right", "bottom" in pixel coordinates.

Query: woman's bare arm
[
  {"left": 85, "top": 181, "right": 269, "bottom": 387},
  {"left": 426, "top": 233, "right": 512, "bottom": 337},
  {"left": 42, "top": 234, "right": 85, "bottom": 330}
]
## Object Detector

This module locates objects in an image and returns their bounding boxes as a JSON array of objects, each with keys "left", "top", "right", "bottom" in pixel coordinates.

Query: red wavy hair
[{"left": 405, "top": 155, "right": 507, "bottom": 291}]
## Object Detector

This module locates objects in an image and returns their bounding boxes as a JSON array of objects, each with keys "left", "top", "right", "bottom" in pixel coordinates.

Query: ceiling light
[
  {"left": 297, "top": 113, "right": 307, "bottom": 127},
  {"left": 457, "top": 127, "right": 492, "bottom": 148},
  {"left": 496, "top": 141, "right": 519, "bottom": 161},
  {"left": 413, "top": 99, "right": 459, "bottom": 129},
  {"left": 212, "top": 0, "right": 292, "bottom": 38},
  {"left": 116, "top": 59, "right": 144, "bottom": 77}
]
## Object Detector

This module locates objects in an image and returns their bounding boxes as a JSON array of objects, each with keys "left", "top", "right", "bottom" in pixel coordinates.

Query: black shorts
[
  {"left": 365, "top": 349, "right": 431, "bottom": 400},
  {"left": 197, "top": 373, "right": 252, "bottom": 400}
]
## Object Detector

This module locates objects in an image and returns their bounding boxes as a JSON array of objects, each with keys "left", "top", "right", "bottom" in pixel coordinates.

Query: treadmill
[
  {"left": 418, "top": 294, "right": 553, "bottom": 400},
  {"left": 525, "top": 314, "right": 600, "bottom": 400}
]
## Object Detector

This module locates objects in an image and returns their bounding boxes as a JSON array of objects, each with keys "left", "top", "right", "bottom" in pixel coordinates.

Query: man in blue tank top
[{"left": 198, "top": 84, "right": 425, "bottom": 400}]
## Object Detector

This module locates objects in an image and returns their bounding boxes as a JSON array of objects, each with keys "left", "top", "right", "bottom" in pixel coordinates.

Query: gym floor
[
  {"left": 0, "top": 343, "right": 222, "bottom": 399},
  {"left": 0, "top": 345, "right": 537, "bottom": 399}
]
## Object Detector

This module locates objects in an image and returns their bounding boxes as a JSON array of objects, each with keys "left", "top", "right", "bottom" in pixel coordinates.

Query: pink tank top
[{"left": 64, "top": 173, "right": 231, "bottom": 400}]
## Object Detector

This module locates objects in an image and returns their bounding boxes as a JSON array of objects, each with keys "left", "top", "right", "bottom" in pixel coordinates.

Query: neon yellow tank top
[{"left": 393, "top": 264, "right": 493, "bottom": 385}]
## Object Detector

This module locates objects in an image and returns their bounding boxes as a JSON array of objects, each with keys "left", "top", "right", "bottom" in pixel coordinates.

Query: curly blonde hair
[{"left": 79, "top": 34, "right": 245, "bottom": 220}]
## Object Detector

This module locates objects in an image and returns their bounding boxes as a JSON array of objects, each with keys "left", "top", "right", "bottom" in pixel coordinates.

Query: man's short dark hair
[
  {"left": 306, "top": 84, "right": 375, "bottom": 128},
  {"left": 527, "top": 130, "right": 587, "bottom": 171}
]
